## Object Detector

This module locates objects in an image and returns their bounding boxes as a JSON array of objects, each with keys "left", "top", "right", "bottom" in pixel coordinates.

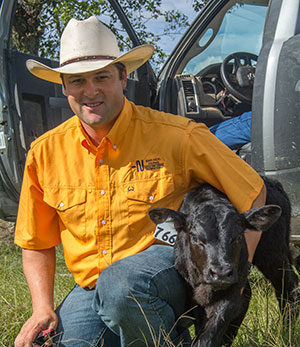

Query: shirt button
[
  {"left": 102, "top": 250, "right": 107, "bottom": 255},
  {"left": 59, "top": 202, "right": 64, "bottom": 207},
  {"left": 149, "top": 195, "right": 154, "bottom": 201},
  {"left": 100, "top": 190, "right": 105, "bottom": 195},
  {"left": 99, "top": 159, "right": 104, "bottom": 164},
  {"left": 101, "top": 220, "right": 106, "bottom": 225}
]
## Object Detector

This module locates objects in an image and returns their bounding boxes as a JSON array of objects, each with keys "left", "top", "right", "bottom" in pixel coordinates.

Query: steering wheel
[{"left": 220, "top": 52, "right": 258, "bottom": 104}]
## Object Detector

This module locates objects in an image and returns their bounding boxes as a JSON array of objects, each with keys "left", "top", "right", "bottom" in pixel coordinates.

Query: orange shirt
[{"left": 15, "top": 97, "right": 263, "bottom": 288}]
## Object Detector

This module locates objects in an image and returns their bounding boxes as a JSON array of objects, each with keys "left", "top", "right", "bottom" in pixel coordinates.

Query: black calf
[{"left": 149, "top": 177, "right": 299, "bottom": 347}]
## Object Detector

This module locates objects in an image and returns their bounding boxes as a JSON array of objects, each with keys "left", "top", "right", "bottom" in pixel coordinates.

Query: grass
[
  {"left": 232, "top": 269, "right": 300, "bottom": 347},
  {"left": 1, "top": 237, "right": 299, "bottom": 346},
  {"left": 0, "top": 243, "right": 75, "bottom": 347}
]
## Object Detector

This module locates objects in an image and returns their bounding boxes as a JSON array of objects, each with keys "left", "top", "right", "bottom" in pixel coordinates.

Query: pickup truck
[{"left": 1, "top": 0, "right": 300, "bottom": 250}]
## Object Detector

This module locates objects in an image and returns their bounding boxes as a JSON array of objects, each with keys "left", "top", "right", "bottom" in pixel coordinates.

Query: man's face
[{"left": 63, "top": 64, "right": 127, "bottom": 130}]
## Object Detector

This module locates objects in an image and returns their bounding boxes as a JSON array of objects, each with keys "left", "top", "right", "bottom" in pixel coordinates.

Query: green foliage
[
  {"left": 12, "top": 0, "right": 208, "bottom": 68},
  {"left": 1, "top": 243, "right": 300, "bottom": 346},
  {"left": 193, "top": 0, "right": 210, "bottom": 12},
  {"left": 0, "top": 244, "right": 75, "bottom": 346},
  {"left": 232, "top": 269, "right": 300, "bottom": 346}
]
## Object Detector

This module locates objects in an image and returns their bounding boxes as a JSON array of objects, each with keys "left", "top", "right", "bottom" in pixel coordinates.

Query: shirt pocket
[
  {"left": 124, "top": 175, "right": 176, "bottom": 234},
  {"left": 43, "top": 187, "right": 87, "bottom": 239}
]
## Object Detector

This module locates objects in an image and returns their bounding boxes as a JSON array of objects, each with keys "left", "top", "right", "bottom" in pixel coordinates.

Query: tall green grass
[
  {"left": 232, "top": 269, "right": 300, "bottom": 347},
  {"left": 0, "top": 244, "right": 75, "bottom": 346},
  {"left": 1, "top": 242, "right": 299, "bottom": 346}
]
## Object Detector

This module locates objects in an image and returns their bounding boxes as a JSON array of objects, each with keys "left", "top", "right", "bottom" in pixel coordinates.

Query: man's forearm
[
  {"left": 15, "top": 247, "right": 57, "bottom": 346},
  {"left": 245, "top": 183, "right": 267, "bottom": 262},
  {"left": 22, "top": 247, "right": 56, "bottom": 311}
]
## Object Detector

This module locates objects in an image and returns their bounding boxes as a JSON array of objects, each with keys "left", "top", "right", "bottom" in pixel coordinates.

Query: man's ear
[
  {"left": 122, "top": 68, "right": 127, "bottom": 89},
  {"left": 242, "top": 205, "right": 282, "bottom": 231},
  {"left": 148, "top": 208, "right": 186, "bottom": 231},
  {"left": 60, "top": 73, "right": 67, "bottom": 96}
]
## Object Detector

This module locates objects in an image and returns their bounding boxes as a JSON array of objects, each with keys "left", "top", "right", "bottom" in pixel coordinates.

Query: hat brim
[{"left": 26, "top": 44, "right": 154, "bottom": 84}]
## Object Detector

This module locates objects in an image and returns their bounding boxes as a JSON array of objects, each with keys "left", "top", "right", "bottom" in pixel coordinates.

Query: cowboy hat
[{"left": 26, "top": 16, "right": 154, "bottom": 84}]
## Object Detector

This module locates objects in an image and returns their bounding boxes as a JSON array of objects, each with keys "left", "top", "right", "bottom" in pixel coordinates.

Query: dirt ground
[{"left": 0, "top": 219, "right": 16, "bottom": 246}]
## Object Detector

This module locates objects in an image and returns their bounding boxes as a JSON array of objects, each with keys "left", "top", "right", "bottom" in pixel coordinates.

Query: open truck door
[
  {"left": 0, "top": 1, "right": 72, "bottom": 218},
  {"left": 0, "top": 0, "right": 156, "bottom": 219},
  {"left": 251, "top": 0, "right": 300, "bottom": 243},
  {"left": 2, "top": 0, "right": 300, "bottom": 251},
  {"left": 155, "top": 0, "right": 300, "bottom": 245}
]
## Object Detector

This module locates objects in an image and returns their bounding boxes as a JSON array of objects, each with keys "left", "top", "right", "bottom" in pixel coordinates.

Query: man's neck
[{"left": 81, "top": 120, "right": 115, "bottom": 147}]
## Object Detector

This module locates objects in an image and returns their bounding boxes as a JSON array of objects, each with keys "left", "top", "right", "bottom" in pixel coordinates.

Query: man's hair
[
  {"left": 114, "top": 62, "right": 126, "bottom": 79},
  {"left": 60, "top": 62, "right": 126, "bottom": 86}
]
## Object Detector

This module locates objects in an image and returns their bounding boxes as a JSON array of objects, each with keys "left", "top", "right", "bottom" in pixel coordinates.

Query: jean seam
[
  {"left": 146, "top": 264, "right": 176, "bottom": 333},
  {"left": 212, "top": 115, "right": 251, "bottom": 131},
  {"left": 93, "top": 326, "right": 108, "bottom": 347}
]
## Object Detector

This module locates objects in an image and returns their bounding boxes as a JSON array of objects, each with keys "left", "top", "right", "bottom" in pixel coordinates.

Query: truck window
[{"left": 183, "top": 3, "right": 268, "bottom": 75}]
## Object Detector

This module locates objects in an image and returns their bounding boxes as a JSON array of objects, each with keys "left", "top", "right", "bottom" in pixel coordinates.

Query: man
[{"left": 14, "top": 16, "right": 265, "bottom": 347}]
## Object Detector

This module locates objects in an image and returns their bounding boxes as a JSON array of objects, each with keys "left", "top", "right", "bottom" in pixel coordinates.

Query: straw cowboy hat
[{"left": 26, "top": 16, "right": 154, "bottom": 84}]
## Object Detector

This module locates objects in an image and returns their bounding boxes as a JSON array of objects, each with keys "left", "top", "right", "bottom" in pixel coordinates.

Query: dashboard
[{"left": 174, "top": 63, "right": 251, "bottom": 127}]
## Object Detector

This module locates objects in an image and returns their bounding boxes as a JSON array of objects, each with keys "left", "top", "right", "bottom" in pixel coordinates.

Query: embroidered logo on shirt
[{"left": 132, "top": 158, "right": 164, "bottom": 172}]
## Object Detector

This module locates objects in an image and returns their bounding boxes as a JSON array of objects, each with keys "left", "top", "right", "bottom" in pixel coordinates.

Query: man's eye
[
  {"left": 96, "top": 75, "right": 109, "bottom": 81},
  {"left": 70, "top": 79, "right": 83, "bottom": 84}
]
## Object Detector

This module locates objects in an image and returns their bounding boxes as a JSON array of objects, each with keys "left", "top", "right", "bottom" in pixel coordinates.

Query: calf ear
[
  {"left": 148, "top": 208, "right": 186, "bottom": 230},
  {"left": 242, "top": 205, "right": 282, "bottom": 231}
]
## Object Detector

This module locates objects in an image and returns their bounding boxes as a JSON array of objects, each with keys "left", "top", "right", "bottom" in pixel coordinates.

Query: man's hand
[
  {"left": 14, "top": 308, "right": 57, "bottom": 347},
  {"left": 15, "top": 247, "right": 57, "bottom": 347}
]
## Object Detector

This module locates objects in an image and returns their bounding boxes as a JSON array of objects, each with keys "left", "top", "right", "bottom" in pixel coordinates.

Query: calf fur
[{"left": 149, "top": 177, "right": 299, "bottom": 347}]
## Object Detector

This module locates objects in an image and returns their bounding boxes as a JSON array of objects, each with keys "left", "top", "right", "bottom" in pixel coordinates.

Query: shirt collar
[
  {"left": 77, "top": 119, "right": 97, "bottom": 154},
  {"left": 78, "top": 97, "right": 132, "bottom": 153}
]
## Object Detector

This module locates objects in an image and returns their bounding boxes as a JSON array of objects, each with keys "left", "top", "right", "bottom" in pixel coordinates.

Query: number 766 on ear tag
[{"left": 153, "top": 220, "right": 177, "bottom": 246}]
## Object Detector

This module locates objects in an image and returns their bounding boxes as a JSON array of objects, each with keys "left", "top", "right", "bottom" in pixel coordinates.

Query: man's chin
[{"left": 80, "top": 114, "right": 117, "bottom": 131}]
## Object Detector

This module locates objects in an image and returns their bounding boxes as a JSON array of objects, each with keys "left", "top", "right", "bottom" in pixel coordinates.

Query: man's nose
[{"left": 84, "top": 80, "right": 100, "bottom": 98}]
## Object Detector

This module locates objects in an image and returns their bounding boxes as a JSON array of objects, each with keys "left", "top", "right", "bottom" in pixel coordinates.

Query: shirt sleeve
[
  {"left": 183, "top": 122, "right": 264, "bottom": 212},
  {"left": 14, "top": 149, "right": 61, "bottom": 249}
]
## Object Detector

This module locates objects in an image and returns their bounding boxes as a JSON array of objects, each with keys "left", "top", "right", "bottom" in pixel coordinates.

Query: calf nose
[{"left": 207, "top": 264, "right": 237, "bottom": 287}]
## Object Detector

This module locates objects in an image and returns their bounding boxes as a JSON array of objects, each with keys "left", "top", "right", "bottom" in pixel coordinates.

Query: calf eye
[
  {"left": 189, "top": 234, "right": 205, "bottom": 248},
  {"left": 190, "top": 234, "right": 197, "bottom": 242}
]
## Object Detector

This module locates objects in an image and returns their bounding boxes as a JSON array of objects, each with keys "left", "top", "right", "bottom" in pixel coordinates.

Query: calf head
[{"left": 149, "top": 189, "right": 281, "bottom": 292}]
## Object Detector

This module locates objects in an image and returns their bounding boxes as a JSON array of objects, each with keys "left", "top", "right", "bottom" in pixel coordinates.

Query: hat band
[{"left": 60, "top": 55, "right": 117, "bottom": 67}]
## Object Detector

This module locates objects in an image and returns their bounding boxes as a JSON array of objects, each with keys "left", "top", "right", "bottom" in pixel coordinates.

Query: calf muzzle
[{"left": 205, "top": 264, "right": 237, "bottom": 289}]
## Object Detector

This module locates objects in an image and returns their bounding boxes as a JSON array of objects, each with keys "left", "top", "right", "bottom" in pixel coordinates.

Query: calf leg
[
  {"left": 221, "top": 281, "right": 252, "bottom": 347},
  {"left": 192, "top": 290, "right": 243, "bottom": 347},
  {"left": 254, "top": 252, "right": 299, "bottom": 318}
]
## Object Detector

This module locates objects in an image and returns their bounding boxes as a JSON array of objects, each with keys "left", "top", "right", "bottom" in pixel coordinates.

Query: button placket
[{"left": 95, "top": 158, "right": 111, "bottom": 266}]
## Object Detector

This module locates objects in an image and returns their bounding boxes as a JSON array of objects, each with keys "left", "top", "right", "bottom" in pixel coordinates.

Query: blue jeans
[
  {"left": 209, "top": 111, "right": 252, "bottom": 150},
  {"left": 54, "top": 245, "right": 192, "bottom": 346}
]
